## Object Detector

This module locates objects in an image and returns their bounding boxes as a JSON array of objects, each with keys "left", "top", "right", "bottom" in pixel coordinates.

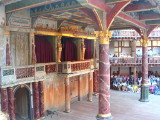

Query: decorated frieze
[
  {"left": 7, "top": 16, "right": 31, "bottom": 28},
  {"left": 35, "top": 25, "right": 96, "bottom": 39},
  {"left": 2, "top": 0, "right": 21, "bottom": 5},
  {"left": 34, "top": 17, "right": 57, "bottom": 31},
  {"left": 30, "top": 0, "right": 81, "bottom": 17}
]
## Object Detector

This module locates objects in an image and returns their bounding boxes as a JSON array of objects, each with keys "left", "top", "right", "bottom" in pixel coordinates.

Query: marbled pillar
[
  {"left": 30, "top": 33, "right": 36, "bottom": 64},
  {"left": 7, "top": 87, "right": 15, "bottom": 120},
  {"left": 140, "top": 39, "right": 149, "bottom": 102},
  {"left": 39, "top": 81, "right": 45, "bottom": 118},
  {"left": 96, "top": 31, "right": 112, "bottom": 120},
  {"left": 93, "top": 70, "right": 99, "bottom": 94},
  {"left": 88, "top": 72, "right": 93, "bottom": 102},
  {"left": 4, "top": 30, "right": 11, "bottom": 65},
  {"left": 65, "top": 77, "right": 70, "bottom": 113},
  {"left": 1, "top": 88, "right": 8, "bottom": 114},
  {"left": 33, "top": 82, "right": 40, "bottom": 119}
]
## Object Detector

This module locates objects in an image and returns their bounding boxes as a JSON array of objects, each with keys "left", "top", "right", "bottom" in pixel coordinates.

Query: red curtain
[
  {"left": 35, "top": 36, "right": 53, "bottom": 63},
  {"left": 62, "top": 38, "right": 77, "bottom": 61},
  {"left": 85, "top": 40, "right": 93, "bottom": 59}
]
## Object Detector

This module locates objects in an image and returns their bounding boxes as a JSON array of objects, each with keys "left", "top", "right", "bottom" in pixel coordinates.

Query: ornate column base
[
  {"left": 139, "top": 85, "right": 149, "bottom": 102},
  {"left": 96, "top": 113, "right": 112, "bottom": 120}
]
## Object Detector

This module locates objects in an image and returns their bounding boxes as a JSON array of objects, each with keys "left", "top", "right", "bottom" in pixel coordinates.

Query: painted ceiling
[{"left": 4, "top": 0, "right": 160, "bottom": 30}]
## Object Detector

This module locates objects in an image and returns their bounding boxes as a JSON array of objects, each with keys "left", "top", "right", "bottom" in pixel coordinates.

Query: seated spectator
[
  {"left": 121, "top": 81, "right": 127, "bottom": 91},
  {"left": 149, "top": 85, "right": 155, "bottom": 94},
  {"left": 132, "top": 85, "right": 138, "bottom": 93},
  {"left": 126, "top": 85, "right": 134, "bottom": 92},
  {"left": 154, "top": 85, "right": 159, "bottom": 95}
]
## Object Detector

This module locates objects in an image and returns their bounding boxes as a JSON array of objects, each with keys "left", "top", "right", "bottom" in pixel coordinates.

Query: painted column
[
  {"left": 4, "top": 30, "right": 11, "bottom": 66},
  {"left": 88, "top": 72, "right": 93, "bottom": 102},
  {"left": 57, "top": 36, "right": 62, "bottom": 62},
  {"left": 134, "top": 67, "right": 137, "bottom": 85},
  {"left": 7, "top": 87, "right": 15, "bottom": 120},
  {"left": 81, "top": 38, "right": 86, "bottom": 60},
  {"left": 132, "top": 40, "right": 137, "bottom": 85},
  {"left": 139, "top": 37, "right": 149, "bottom": 102},
  {"left": 1, "top": 88, "right": 8, "bottom": 114},
  {"left": 78, "top": 75, "right": 82, "bottom": 101},
  {"left": 38, "top": 81, "right": 45, "bottom": 118},
  {"left": 65, "top": 77, "right": 70, "bottom": 113},
  {"left": 33, "top": 82, "right": 40, "bottom": 119},
  {"left": 93, "top": 70, "right": 99, "bottom": 94},
  {"left": 30, "top": 33, "right": 36, "bottom": 64},
  {"left": 95, "top": 31, "right": 112, "bottom": 120}
]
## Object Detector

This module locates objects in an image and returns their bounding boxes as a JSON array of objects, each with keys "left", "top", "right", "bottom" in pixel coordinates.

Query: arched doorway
[{"left": 14, "top": 87, "right": 31, "bottom": 120}]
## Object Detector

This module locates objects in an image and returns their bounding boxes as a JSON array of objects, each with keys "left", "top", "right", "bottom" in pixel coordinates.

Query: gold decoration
[
  {"left": 81, "top": 38, "right": 86, "bottom": 60},
  {"left": 30, "top": 33, "right": 35, "bottom": 37},
  {"left": 57, "top": 36, "right": 62, "bottom": 62},
  {"left": 98, "top": 113, "right": 111, "bottom": 118},
  {"left": 94, "top": 30, "right": 112, "bottom": 44},
  {"left": 140, "top": 39, "right": 149, "bottom": 47},
  {"left": 4, "top": 30, "right": 10, "bottom": 35}
]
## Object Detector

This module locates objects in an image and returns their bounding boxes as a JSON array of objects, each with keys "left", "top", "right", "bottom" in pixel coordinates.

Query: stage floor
[{"left": 44, "top": 90, "right": 160, "bottom": 120}]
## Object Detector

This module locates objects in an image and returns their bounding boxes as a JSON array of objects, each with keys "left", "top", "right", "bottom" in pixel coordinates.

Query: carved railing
[
  {"left": 110, "top": 57, "right": 160, "bottom": 66},
  {"left": 112, "top": 29, "right": 160, "bottom": 38},
  {"left": 57, "top": 60, "right": 92, "bottom": 73},
  {"left": 0, "top": 60, "right": 96, "bottom": 87}
]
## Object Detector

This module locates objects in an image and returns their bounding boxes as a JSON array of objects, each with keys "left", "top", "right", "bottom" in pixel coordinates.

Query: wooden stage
[{"left": 43, "top": 90, "right": 160, "bottom": 120}]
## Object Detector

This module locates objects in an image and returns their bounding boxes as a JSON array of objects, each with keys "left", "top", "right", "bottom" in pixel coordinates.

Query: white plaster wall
[{"left": 0, "top": 4, "right": 6, "bottom": 67}]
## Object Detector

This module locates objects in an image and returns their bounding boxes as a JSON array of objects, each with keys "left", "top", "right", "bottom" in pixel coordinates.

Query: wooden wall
[
  {"left": 43, "top": 74, "right": 65, "bottom": 111},
  {"left": 43, "top": 73, "right": 90, "bottom": 111}
]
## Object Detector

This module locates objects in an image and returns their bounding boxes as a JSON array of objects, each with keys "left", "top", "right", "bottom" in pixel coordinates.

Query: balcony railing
[
  {"left": 110, "top": 57, "right": 160, "bottom": 66},
  {"left": 0, "top": 59, "right": 96, "bottom": 87}
]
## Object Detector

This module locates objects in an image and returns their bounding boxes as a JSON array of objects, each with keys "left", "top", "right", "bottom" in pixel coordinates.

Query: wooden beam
[
  {"left": 106, "top": 1, "right": 131, "bottom": 29},
  {"left": 80, "top": 8, "right": 100, "bottom": 29},
  {"left": 124, "top": 1, "right": 157, "bottom": 12},
  {"left": 139, "top": 13, "right": 160, "bottom": 21},
  {"left": 147, "top": 25, "right": 158, "bottom": 36},
  {"left": 146, "top": 20, "right": 160, "bottom": 25},
  {"left": 5, "top": 0, "right": 61, "bottom": 13},
  {"left": 78, "top": 0, "right": 147, "bottom": 29},
  {"left": 105, "top": 0, "right": 137, "bottom": 4}
]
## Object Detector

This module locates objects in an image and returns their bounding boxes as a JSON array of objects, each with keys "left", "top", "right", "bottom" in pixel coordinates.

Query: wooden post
[
  {"left": 65, "top": 77, "right": 70, "bottom": 113},
  {"left": 88, "top": 72, "right": 93, "bottom": 102}
]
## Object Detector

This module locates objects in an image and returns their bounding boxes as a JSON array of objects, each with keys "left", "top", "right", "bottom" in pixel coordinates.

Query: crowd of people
[{"left": 111, "top": 71, "right": 160, "bottom": 95}]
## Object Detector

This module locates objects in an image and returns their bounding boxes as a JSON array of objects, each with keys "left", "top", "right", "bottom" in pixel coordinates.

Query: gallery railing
[
  {"left": 110, "top": 57, "right": 160, "bottom": 66},
  {"left": 0, "top": 59, "right": 96, "bottom": 87}
]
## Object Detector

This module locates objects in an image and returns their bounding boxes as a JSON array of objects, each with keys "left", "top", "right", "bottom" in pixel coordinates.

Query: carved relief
[
  {"left": 95, "top": 30, "right": 112, "bottom": 44},
  {"left": 57, "top": 36, "right": 62, "bottom": 62},
  {"left": 81, "top": 38, "right": 86, "bottom": 60}
]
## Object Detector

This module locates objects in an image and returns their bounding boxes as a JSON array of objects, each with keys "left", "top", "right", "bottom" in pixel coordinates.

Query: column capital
[
  {"left": 4, "top": 30, "right": 10, "bottom": 35},
  {"left": 30, "top": 33, "right": 35, "bottom": 37},
  {"left": 94, "top": 30, "right": 112, "bottom": 45},
  {"left": 140, "top": 39, "right": 149, "bottom": 47}
]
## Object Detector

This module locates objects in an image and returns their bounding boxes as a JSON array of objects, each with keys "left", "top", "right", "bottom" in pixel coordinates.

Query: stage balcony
[
  {"left": 110, "top": 57, "right": 160, "bottom": 67},
  {"left": 0, "top": 59, "right": 98, "bottom": 88}
]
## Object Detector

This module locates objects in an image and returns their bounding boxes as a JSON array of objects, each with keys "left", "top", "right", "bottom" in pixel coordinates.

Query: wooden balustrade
[
  {"left": 110, "top": 57, "right": 160, "bottom": 66},
  {"left": 16, "top": 67, "right": 35, "bottom": 79}
]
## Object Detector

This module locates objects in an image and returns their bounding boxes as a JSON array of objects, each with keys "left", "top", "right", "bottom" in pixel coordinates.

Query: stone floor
[{"left": 43, "top": 90, "right": 160, "bottom": 120}]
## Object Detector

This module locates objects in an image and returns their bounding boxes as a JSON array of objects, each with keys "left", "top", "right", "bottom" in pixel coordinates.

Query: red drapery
[
  {"left": 85, "top": 40, "right": 93, "bottom": 59},
  {"left": 62, "top": 38, "right": 77, "bottom": 61},
  {"left": 35, "top": 36, "right": 53, "bottom": 63}
]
